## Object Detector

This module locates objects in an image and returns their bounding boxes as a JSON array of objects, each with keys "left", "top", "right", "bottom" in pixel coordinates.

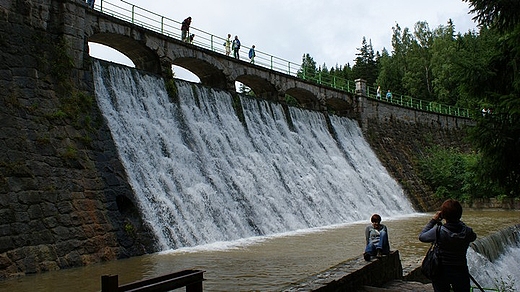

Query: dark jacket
[
  {"left": 419, "top": 219, "right": 477, "bottom": 266},
  {"left": 181, "top": 18, "right": 191, "bottom": 31}
]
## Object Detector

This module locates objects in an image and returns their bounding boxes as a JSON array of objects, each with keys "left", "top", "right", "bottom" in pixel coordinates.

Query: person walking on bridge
[
  {"left": 232, "top": 35, "right": 241, "bottom": 59},
  {"left": 249, "top": 45, "right": 256, "bottom": 64},
  {"left": 224, "top": 34, "right": 232, "bottom": 56},
  {"left": 385, "top": 89, "right": 392, "bottom": 101},
  {"left": 181, "top": 17, "right": 192, "bottom": 42}
]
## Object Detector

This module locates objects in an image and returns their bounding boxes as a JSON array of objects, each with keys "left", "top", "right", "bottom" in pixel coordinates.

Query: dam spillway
[{"left": 92, "top": 60, "right": 415, "bottom": 250}]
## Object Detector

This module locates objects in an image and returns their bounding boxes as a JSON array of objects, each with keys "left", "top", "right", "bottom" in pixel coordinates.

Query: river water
[{"left": 1, "top": 210, "right": 518, "bottom": 291}]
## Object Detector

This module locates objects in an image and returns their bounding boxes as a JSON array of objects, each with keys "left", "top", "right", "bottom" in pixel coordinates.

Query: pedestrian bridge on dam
[{"left": 71, "top": 0, "right": 471, "bottom": 119}]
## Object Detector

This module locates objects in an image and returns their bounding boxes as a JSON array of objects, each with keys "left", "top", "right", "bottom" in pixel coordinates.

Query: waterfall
[
  {"left": 468, "top": 225, "right": 520, "bottom": 291},
  {"left": 92, "top": 60, "right": 415, "bottom": 250}
]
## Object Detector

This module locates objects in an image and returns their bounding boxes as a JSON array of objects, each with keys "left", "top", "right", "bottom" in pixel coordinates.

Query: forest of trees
[{"left": 297, "top": 0, "right": 519, "bottom": 201}]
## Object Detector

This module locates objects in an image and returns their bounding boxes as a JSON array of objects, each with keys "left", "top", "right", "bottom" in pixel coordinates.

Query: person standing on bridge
[
  {"left": 419, "top": 199, "right": 477, "bottom": 292},
  {"left": 385, "top": 89, "right": 392, "bottom": 101},
  {"left": 181, "top": 17, "right": 192, "bottom": 42},
  {"left": 249, "top": 45, "right": 256, "bottom": 64},
  {"left": 232, "top": 36, "right": 241, "bottom": 59},
  {"left": 224, "top": 34, "right": 232, "bottom": 56}
]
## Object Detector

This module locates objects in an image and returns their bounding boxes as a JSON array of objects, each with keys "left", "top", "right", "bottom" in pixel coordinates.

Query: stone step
[
  {"left": 362, "top": 280, "right": 433, "bottom": 292},
  {"left": 360, "top": 280, "right": 433, "bottom": 292}
]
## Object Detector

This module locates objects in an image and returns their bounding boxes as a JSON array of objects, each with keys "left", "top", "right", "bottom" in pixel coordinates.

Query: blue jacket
[{"left": 232, "top": 39, "right": 240, "bottom": 50}]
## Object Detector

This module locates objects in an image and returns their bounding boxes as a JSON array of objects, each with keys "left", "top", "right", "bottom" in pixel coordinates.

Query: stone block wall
[
  {"left": 0, "top": 0, "right": 156, "bottom": 279},
  {"left": 358, "top": 97, "right": 474, "bottom": 211}
]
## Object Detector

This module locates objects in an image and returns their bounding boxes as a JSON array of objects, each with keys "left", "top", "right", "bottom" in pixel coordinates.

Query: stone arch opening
[
  {"left": 172, "top": 57, "right": 228, "bottom": 90},
  {"left": 235, "top": 75, "right": 278, "bottom": 100},
  {"left": 285, "top": 87, "right": 320, "bottom": 109},
  {"left": 88, "top": 33, "right": 161, "bottom": 75},
  {"left": 88, "top": 43, "right": 135, "bottom": 67},
  {"left": 325, "top": 98, "right": 354, "bottom": 116}
]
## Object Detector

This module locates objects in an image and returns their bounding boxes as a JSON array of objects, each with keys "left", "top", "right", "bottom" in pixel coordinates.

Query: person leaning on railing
[{"left": 181, "top": 16, "right": 191, "bottom": 42}]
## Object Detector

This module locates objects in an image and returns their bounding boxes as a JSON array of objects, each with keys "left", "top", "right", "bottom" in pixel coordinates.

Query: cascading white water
[
  {"left": 468, "top": 225, "right": 520, "bottom": 291},
  {"left": 92, "top": 60, "right": 415, "bottom": 250}
]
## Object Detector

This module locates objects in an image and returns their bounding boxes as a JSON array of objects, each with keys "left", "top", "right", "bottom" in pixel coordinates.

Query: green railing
[
  {"left": 365, "top": 85, "right": 472, "bottom": 117},
  {"left": 92, "top": 0, "right": 473, "bottom": 118}
]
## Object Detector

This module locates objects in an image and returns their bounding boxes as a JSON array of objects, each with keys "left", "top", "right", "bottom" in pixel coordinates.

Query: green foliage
[
  {"left": 284, "top": 94, "right": 299, "bottom": 107},
  {"left": 165, "top": 78, "right": 178, "bottom": 100},
  {"left": 59, "top": 91, "right": 96, "bottom": 130},
  {"left": 297, "top": 53, "right": 317, "bottom": 80},
  {"left": 51, "top": 37, "right": 75, "bottom": 90},
  {"left": 124, "top": 222, "right": 135, "bottom": 234},
  {"left": 418, "top": 145, "right": 495, "bottom": 201},
  {"left": 462, "top": 0, "right": 520, "bottom": 197},
  {"left": 469, "top": 112, "right": 520, "bottom": 197},
  {"left": 61, "top": 146, "right": 78, "bottom": 159},
  {"left": 352, "top": 37, "right": 379, "bottom": 86}
]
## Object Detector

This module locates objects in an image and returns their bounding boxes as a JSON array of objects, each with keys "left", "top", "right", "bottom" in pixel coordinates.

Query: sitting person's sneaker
[
  {"left": 363, "top": 252, "right": 371, "bottom": 261},
  {"left": 376, "top": 249, "right": 383, "bottom": 258}
]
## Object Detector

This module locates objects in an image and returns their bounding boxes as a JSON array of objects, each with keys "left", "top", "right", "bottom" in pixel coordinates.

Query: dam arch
[
  {"left": 235, "top": 74, "right": 278, "bottom": 100},
  {"left": 88, "top": 33, "right": 162, "bottom": 75},
  {"left": 171, "top": 57, "right": 228, "bottom": 90}
]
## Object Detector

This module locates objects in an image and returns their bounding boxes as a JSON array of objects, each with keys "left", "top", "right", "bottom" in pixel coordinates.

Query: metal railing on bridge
[{"left": 91, "top": 0, "right": 474, "bottom": 119}]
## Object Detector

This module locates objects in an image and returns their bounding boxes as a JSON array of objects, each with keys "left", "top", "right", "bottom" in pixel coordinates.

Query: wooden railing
[{"left": 101, "top": 269, "right": 205, "bottom": 292}]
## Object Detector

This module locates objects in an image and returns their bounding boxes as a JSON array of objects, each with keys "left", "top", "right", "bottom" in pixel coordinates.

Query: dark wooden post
[
  {"left": 186, "top": 281, "right": 203, "bottom": 292},
  {"left": 101, "top": 274, "right": 119, "bottom": 292}
]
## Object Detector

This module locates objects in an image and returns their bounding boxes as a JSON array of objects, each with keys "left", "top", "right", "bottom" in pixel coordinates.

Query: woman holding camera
[{"left": 419, "top": 199, "right": 477, "bottom": 292}]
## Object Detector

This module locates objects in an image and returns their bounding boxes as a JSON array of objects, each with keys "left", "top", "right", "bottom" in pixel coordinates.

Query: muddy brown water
[{"left": 1, "top": 210, "right": 518, "bottom": 291}]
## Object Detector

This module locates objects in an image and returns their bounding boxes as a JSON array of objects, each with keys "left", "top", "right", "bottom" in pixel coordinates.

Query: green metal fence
[{"left": 92, "top": 0, "right": 473, "bottom": 118}]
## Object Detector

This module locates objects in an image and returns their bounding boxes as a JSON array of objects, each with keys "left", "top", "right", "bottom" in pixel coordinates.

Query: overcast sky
[{"left": 90, "top": 0, "right": 478, "bottom": 81}]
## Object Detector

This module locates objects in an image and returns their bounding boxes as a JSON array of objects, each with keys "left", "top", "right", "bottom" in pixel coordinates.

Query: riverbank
[{"left": 464, "top": 198, "right": 520, "bottom": 210}]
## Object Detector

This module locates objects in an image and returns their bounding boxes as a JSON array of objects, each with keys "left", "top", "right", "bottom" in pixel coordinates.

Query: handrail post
[
  {"left": 131, "top": 5, "right": 135, "bottom": 24},
  {"left": 161, "top": 16, "right": 164, "bottom": 33},
  {"left": 270, "top": 56, "right": 273, "bottom": 70},
  {"left": 101, "top": 275, "right": 119, "bottom": 292}
]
